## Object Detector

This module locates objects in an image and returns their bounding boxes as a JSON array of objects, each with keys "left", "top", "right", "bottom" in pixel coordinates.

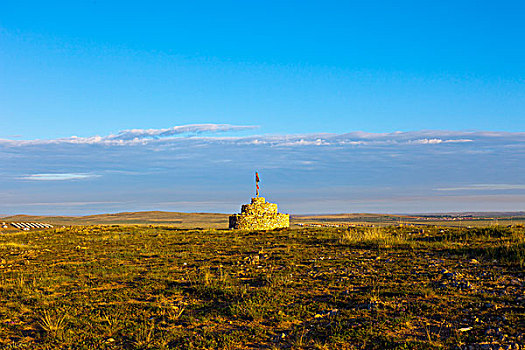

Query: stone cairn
[{"left": 229, "top": 173, "right": 289, "bottom": 230}]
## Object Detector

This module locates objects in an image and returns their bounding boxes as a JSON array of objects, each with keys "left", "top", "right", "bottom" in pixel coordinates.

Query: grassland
[{"left": 0, "top": 225, "right": 523, "bottom": 349}]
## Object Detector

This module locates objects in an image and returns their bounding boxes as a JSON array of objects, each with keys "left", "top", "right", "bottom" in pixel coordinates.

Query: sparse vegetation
[{"left": 0, "top": 225, "right": 523, "bottom": 349}]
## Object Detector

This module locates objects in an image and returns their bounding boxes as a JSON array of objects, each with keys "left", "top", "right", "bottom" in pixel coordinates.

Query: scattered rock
[{"left": 459, "top": 327, "right": 473, "bottom": 332}]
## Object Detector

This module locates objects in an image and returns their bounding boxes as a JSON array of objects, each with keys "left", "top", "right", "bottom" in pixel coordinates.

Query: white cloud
[
  {"left": 408, "top": 138, "right": 444, "bottom": 144},
  {"left": 1, "top": 127, "right": 524, "bottom": 214},
  {"left": 7, "top": 201, "right": 123, "bottom": 206},
  {"left": 19, "top": 173, "right": 100, "bottom": 181},
  {"left": 444, "top": 139, "right": 473, "bottom": 143},
  {"left": 436, "top": 184, "right": 525, "bottom": 191},
  {"left": 277, "top": 138, "right": 329, "bottom": 146},
  {"left": 1, "top": 128, "right": 523, "bottom": 148},
  {"left": 106, "top": 124, "right": 258, "bottom": 141},
  {"left": 406, "top": 138, "right": 472, "bottom": 144},
  {"left": 339, "top": 140, "right": 368, "bottom": 145},
  {"left": 0, "top": 124, "right": 258, "bottom": 146}
]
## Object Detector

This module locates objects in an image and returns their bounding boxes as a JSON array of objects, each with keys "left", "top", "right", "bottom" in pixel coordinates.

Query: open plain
[{"left": 0, "top": 223, "right": 523, "bottom": 349}]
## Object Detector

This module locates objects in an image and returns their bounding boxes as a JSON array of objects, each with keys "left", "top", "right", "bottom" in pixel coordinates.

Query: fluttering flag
[{"left": 255, "top": 172, "right": 260, "bottom": 197}]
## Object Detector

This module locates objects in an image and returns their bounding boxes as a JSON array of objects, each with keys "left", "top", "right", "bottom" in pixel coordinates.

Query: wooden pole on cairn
[{"left": 255, "top": 172, "right": 260, "bottom": 197}]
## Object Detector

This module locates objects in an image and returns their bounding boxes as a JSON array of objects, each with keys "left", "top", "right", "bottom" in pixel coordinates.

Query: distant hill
[
  {"left": 1, "top": 211, "right": 230, "bottom": 229},
  {"left": 416, "top": 211, "right": 525, "bottom": 218},
  {"left": 1, "top": 211, "right": 411, "bottom": 228},
  {"left": 294, "top": 212, "right": 525, "bottom": 226},
  {"left": 2, "top": 211, "right": 524, "bottom": 229},
  {"left": 292, "top": 213, "right": 408, "bottom": 224}
]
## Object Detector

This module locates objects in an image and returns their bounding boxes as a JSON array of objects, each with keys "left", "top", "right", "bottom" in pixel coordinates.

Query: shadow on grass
[{"left": 444, "top": 242, "right": 525, "bottom": 267}]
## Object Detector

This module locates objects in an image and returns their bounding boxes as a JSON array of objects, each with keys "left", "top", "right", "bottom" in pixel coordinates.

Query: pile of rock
[{"left": 229, "top": 197, "right": 289, "bottom": 230}]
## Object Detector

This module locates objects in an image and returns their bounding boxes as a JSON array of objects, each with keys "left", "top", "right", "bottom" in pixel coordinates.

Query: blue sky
[{"left": 1, "top": 1, "right": 524, "bottom": 214}]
